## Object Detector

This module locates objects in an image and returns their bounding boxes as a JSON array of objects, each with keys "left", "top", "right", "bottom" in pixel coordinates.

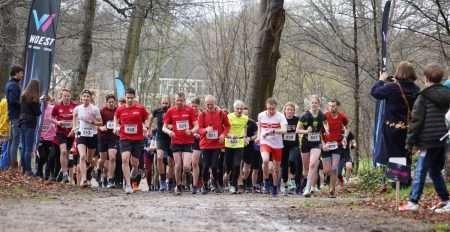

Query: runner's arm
[{"left": 162, "top": 123, "right": 174, "bottom": 137}]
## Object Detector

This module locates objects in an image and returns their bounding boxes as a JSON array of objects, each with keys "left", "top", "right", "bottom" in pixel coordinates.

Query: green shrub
[{"left": 356, "top": 167, "right": 385, "bottom": 194}]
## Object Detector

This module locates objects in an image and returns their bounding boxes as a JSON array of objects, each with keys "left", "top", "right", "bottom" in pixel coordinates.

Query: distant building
[{"left": 158, "top": 78, "right": 208, "bottom": 101}]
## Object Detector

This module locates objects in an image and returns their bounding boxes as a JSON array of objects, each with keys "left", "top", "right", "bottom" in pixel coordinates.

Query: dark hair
[
  {"left": 119, "top": 97, "right": 126, "bottom": 103},
  {"left": 126, "top": 88, "right": 136, "bottom": 95},
  {"left": 191, "top": 97, "right": 201, "bottom": 105},
  {"left": 394, "top": 61, "right": 417, "bottom": 81},
  {"left": 21, "top": 80, "right": 40, "bottom": 103},
  {"left": 176, "top": 92, "right": 185, "bottom": 99},
  {"left": 424, "top": 63, "right": 444, "bottom": 83},
  {"left": 265, "top": 97, "right": 278, "bottom": 106},
  {"left": 10, "top": 65, "right": 24, "bottom": 77},
  {"left": 105, "top": 94, "right": 116, "bottom": 101},
  {"left": 81, "top": 89, "right": 92, "bottom": 96},
  {"left": 329, "top": 98, "right": 340, "bottom": 106}
]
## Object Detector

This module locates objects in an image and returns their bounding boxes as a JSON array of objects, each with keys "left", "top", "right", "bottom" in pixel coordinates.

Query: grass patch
[{"left": 434, "top": 224, "right": 450, "bottom": 232}]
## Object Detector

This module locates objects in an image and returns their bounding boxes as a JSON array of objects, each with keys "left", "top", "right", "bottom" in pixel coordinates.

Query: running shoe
[
  {"left": 125, "top": 184, "right": 133, "bottom": 194},
  {"left": 303, "top": 187, "right": 312, "bottom": 198},
  {"left": 263, "top": 180, "right": 270, "bottom": 194},
  {"left": 106, "top": 179, "right": 116, "bottom": 188},
  {"left": 175, "top": 186, "right": 182, "bottom": 195},
  {"left": 283, "top": 186, "right": 289, "bottom": 196},
  {"left": 328, "top": 191, "right": 336, "bottom": 198},
  {"left": 215, "top": 186, "right": 224, "bottom": 193},
  {"left": 230, "top": 186, "right": 237, "bottom": 194},
  {"left": 430, "top": 201, "right": 447, "bottom": 211},
  {"left": 201, "top": 186, "right": 209, "bottom": 195},
  {"left": 435, "top": 202, "right": 450, "bottom": 213},
  {"left": 62, "top": 173, "right": 69, "bottom": 183},
  {"left": 399, "top": 201, "right": 419, "bottom": 211},
  {"left": 192, "top": 186, "right": 198, "bottom": 194},
  {"left": 159, "top": 181, "right": 167, "bottom": 192},
  {"left": 272, "top": 186, "right": 278, "bottom": 197}
]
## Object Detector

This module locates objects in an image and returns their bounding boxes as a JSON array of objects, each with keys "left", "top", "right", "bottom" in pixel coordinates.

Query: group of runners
[{"left": 38, "top": 87, "right": 355, "bottom": 197}]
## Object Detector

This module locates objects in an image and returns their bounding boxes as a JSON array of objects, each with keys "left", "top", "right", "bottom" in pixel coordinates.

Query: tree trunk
[
  {"left": 248, "top": 0, "right": 285, "bottom": 119},
  {"left": 119, "top": 0, "right": 148, "bottom": 88},
  {"left": 71, "top": 0, "right": 97, "bottom": 100},
  {"left": 0, "top": 1, "right": 18, "bottom": 95},
  {"left": 352, "top": 0, "right": 361, "bottom": 173}
]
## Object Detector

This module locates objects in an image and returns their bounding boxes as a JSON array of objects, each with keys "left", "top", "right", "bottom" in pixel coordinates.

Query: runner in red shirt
[
  {"left": 98, "top": 94, "right": 118, "bottom": 188},
  {"left": 323, "top": 99, "right": 349, "bottom": 198},
  {"left": 114, "top": 88, "right": 149, "bottom": 194},
  {"left": 162, "top": 92, "right": 198, "bottom": 195},
  {"left": 51, "top": 89, "right": 77, "bottom": 183},
  {"left": 197, "top": 95, "right": 230, "bottom": 194}
]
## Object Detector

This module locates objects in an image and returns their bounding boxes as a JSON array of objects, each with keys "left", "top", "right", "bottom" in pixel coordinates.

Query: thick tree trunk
[
  {"left": 71, "top": 0, "right": 97, "bottom": 100},
  {"left": 0, "top": 1, "right": 18, "bottom": 95},
  {"left": 352, "top": 0, "right": 361, "bottom": 173},
  {"left": 248, "top": 0, "right": 285, "bottom": 119},
  {"left": 119, "top": 0, "right": 148, "bottom": 88}
]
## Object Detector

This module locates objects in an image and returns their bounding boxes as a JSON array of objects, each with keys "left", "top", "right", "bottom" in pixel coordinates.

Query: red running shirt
[
  {"left": 115, "top": 104, "right": 149, "bottom": 141},
  {"left": 99, "top": 107, "right": 116, "bottom": 137},
  {"left": 163, "top": 105, "right": 196, "bottom": 145},
  {"left": 52, "top": 102, "right": 77, "bottom": 136},
  {"left": 323, "top": 112, "right": 349, "bottom": 143}
]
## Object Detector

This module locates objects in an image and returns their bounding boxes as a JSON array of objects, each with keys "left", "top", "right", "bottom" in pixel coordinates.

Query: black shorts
[
  {"left": 243, "top": 145, "right": 262, "bottom": 170},
  {"left": 98, "top": 134, "right": 118, "bottom": 153},
  {"left": 171, "top": 143, "right": 193, "bottom": 153},
  {"left": 76, "top": 135, "right": 98, "bottom": 150},
  {"left": 68, "top": 154, "right": 80, "bottom": 168},
  {"left": 192, "top": 138, "right": 200, "bottom": 151},
  {"left": 120, "top": 140, "right": 144, "bottom": 159},
  {"left": 322, "top": 147, "right": 342, "bottom": 159},
  {"left": 157, "top": 137, "right": 171, "bottom": 152},
  {"left": 301, "top": 141, "right": 321, "bottom": 153},
  {"left": 340, "top": 149, "right": 352, "bottom": 163},
  {"left": 55, "top": 132, "right": 74, "bottom": 149}
]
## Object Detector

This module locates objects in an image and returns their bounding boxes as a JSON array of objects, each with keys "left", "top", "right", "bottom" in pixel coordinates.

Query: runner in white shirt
[
  {"left": 255, "top": 98, "right": 287, "bottom": 197},
  {"left": 72, "top": 89, "right": 102, "bottom": 187}
]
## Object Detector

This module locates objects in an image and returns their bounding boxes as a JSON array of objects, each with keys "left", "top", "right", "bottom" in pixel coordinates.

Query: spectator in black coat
[{"left": 400, "top": 63, "right": 450, "bottom": 212}]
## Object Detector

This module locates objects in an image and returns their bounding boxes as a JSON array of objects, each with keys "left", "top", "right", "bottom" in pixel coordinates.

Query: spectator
[
  {"left": 401, "top": 63, "right": 450, "bottom": 212},
  {"left": 0, "top": 94, "right": 10, "bottom": 170},
  {"left": 19, "top": 80, "right": 41, "bottom": 175},
  {"left": 5, "top": 65, "right": 24, "bottom": 170}
]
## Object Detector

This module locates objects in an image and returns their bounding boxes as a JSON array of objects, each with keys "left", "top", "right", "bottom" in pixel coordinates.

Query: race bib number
[
  {"left": 41, "top": 123, "right": 50, "bottom": 132},
  {"left": 307, "top": 132, "right": 321, "bottom": 142},
  {"left": 80, "top": 127, "right": 95, "bottom": 137},
  {"left": 61, "top": 120, "right": 73, "bottom": 129},
  {"left": 206, "top": 130, "right": 219, "bottom": 140},
  {"left": 283, "top": 133, "right": 296, "bottom": 141},
  {"left": 327, "top": 141, "right": 338, "bottom": 150},
  {"left": 124, "top": 124, "right": 137, "bottom": 134},
  {"left": 106, "top": 121, "right": 115, "bottom": 130},
  {"left": 228, "top": 136, "right": 239, "bottom": 145},
  {"left": 176, "top": 120, "right": 189, "bottom": 130}
]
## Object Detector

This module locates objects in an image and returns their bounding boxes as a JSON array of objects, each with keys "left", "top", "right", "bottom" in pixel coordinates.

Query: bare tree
[
  {"left": 0, "top": 1, "right": 18, "bottom": 94},
  {"left": 248, "top": 0, "right": 286, "bottom": 119}
]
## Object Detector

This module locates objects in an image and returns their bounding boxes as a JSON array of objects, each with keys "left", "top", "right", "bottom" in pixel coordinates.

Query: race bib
[
  {"left": 61, "top": 120, "right": 73, "bottom": 129},
  {"left": 176, "top": 120, "right": 189, "bottom": 130},
  {"left": 283, "top": 133, "right": 296, "bottom": 141},
  {"left": 228, "top": 136, "right": 239, "bottom": 144},
  {"left": 106, "top": 121, "right": 115, "bottom": 130},
  {"left": 124, "top": 124, "right": 137, "bottom": 134},
  {"left": 307, "top": 132, "right": 321, "bottom": 142},
  {"left": 80, "top": 127, "right": 95, "bottom": 137},
  {"left": 327, "top": 141, "right": 339, "bottom": 150},
  {"left": 206, "top": 130, "right": 219, "bottom": 140},
  {"left": 41, "top": 123, "right": 50, "bottom": 132}
]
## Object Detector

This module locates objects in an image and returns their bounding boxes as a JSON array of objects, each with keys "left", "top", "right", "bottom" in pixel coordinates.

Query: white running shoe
[
  {"left": 125, "top": 184, "right": 133, "bottom": 194},
  {"left": 399, "top": 201, "right": 419, "bottom": 211},
  {"left": 435, "top": 202, "right": 450, "bottom": 213}
]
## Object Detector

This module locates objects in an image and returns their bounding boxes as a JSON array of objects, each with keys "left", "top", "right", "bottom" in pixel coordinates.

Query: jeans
[
  {"left": 7, "top": 119, "right": 21, "bottom": 168},
  {"left": 20, "top": 127, "right": 36, "bottom": 173},
  {"left": 409, "top": 147, "right": 449, "bottom": 203},
  {"left": 0, "top": 142, "right": 8, "bottom": 170}
]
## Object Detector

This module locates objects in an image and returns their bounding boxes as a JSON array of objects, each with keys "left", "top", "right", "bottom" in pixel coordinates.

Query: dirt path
[{"left": 0, "top": 188, "right": 433, "bottom": 232}]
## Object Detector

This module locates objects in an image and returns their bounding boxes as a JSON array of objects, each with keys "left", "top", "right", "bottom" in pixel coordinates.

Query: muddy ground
[{"left": 0, "top": 185, "right": 436, "bottom": 232}]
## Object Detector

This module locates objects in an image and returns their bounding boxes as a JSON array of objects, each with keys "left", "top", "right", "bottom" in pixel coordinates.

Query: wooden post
[{"left": 395, "top": 180, "right": 400, "bottom": 211}]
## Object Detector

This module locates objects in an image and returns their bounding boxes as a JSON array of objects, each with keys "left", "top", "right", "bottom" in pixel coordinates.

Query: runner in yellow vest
[{"left": 225, "top": 100, "right": 248, "bottom": 194}]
